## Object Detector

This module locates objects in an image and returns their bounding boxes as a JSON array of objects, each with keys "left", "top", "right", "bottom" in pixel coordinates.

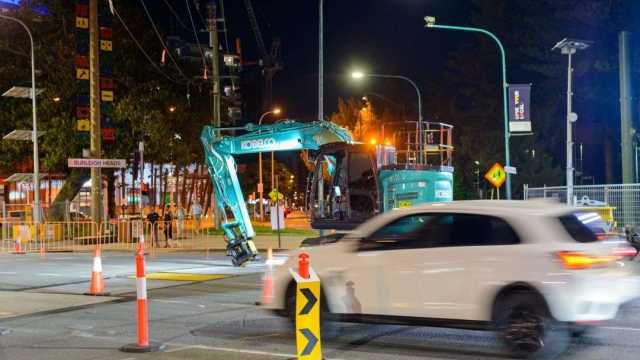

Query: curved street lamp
[
  {"left": 0, "top": 13, "right": 41, "bottom": 223},
  {"left": 424, "top": 16, "right": 512, "bottom": 199},
  {"left": 351, "top": 71, "right": 424, "bottom": 163},
  {"left": 257, "top": 107, "right": 282, "bottom": 221}
]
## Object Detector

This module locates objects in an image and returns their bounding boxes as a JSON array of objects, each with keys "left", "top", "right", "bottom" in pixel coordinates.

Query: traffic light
[{"left": 129, "top": 151, "right": 140, "bottom": 180}]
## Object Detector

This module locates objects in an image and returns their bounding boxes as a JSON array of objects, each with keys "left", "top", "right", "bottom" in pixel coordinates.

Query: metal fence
[
  {"left": 0, "top": 217, "right": 308, "bottom": 254},
  {"left": 0, "top": 218, "right": 220, "bottom": 254},
  {"left": 524, "top": 183, "right": 640, "bottom": 229}
]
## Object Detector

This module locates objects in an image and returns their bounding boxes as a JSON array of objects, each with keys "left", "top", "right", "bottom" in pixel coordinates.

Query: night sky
[
  {"left": 160, "top": 0, "right": 470, "bottom": 120},
  {"left": 142, "top": 0, "right": 640, "bottom": 185}
]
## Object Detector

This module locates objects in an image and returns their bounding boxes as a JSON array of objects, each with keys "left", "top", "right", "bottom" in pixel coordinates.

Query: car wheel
[
  {"left": 570, "top": 324, "right": 591, "bottom": 338},
  {"left": 496, "top": 292, "right": 569, "bottom": 359}
]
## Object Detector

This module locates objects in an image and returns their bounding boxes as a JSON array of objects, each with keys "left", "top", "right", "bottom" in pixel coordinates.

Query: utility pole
[
  {"left": 208, "top": 1, "right": 221, "bottom": 227},
  {"left": 317, "top": 0, "right": 325, "bottom": 234},
  {"left": 208, "top": 2, "right": 221, "bottom": 131},
  {"left": 619, "top": 31, "right": 635, "bottom": 184},
  {"left": 89, "top": 0, "right": 101, "bottom": 222},
  {"left": 318, "top": 0, "right": 323, "bottom": 122}
]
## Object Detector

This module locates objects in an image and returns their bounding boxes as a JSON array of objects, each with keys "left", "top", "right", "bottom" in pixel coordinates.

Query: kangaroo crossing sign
[
  {"left": 290, "top": 268, "right": 322, "bottom": 360},
  {"left": 484, "top": 163, "right": 507, "bottom": 188}
]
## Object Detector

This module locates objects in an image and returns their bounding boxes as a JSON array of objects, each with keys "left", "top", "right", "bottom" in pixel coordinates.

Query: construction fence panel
[
  {"left": 524, "top": 184, "right": 640, "bottom": 229},
  {"left": 0, "top": 217, "right": 223, "bottom": 254}
]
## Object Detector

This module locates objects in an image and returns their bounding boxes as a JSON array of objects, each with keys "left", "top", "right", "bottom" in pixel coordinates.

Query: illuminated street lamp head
[
  {"left": 169, "top": 106, "right": 176, "bottom": 113},
  {"left": 424, "top": 16, "right": 437, "bottom": 27},
  {"left": 273, "top": 107, "right": 282, "bottom": 115},
  {"left": 52, "top": 96, "right": 60, "bottom": 102},
  {"left": 351, "top": 71, "right": 365, "bottom": 79}
]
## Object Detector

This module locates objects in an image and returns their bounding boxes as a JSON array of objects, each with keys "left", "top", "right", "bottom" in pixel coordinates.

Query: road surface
[{"left": 0, "top": 252, "right": 639, "bottom": 359}]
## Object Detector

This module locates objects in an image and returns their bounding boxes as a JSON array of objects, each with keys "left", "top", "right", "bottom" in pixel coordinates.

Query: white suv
[{"left": 263, "top": 200, "right": 640, "bottom": 358}]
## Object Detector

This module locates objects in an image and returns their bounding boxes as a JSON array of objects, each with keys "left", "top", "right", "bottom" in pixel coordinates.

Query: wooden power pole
[
  {"left": 89, "top": 0, "right": 101, "bottom": 222},
  {"left": 208, "top": 1, "right": 221, "bottom": 227}
]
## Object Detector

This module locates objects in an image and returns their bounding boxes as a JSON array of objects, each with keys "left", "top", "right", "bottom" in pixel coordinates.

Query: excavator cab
[
  {"left": 309, "top": 143, "right": 380, "bottom": 230},
  {"left": 307, "top": 122, "right": 455, "bottom": 231}
]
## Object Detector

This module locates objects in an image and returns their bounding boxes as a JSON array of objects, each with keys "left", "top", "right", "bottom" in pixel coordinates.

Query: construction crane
[{"left": 243, "top": 0, "right": 282, "bottom": 110}]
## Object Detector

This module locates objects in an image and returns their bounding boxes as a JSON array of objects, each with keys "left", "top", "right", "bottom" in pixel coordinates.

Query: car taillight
[{"left": 557, "top": 251, "right": 618, "bottom": 270}]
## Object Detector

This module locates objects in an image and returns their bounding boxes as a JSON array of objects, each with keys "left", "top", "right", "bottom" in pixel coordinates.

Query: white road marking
[
  {"left": 603, "top": 326, "right": 640, "bottom": 332},
  {"left": 0, "top": 271, "right": 17, "bottom": 275},
  {"left": 152, "top": 299, "right": 193, "bottom": 305},
  {"left": 35, "top": 273, "right": 63, "bottom": 277},
  {"left": 164, "top": 344, "right": 294, "bottom": 358},
  {"left": 165, "top": 343, "right": 348, "bottom": 360}
]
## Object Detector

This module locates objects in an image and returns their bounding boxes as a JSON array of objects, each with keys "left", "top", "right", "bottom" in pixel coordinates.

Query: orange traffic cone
[
  {"left": 12, "top": 238, "right": 26, "bottom": 255},
  {"left": 261, "top": 247, "right": 274, "bottom": 305},
  {"left": 85, "top": 246, "right": 110, "bottom": 296}
]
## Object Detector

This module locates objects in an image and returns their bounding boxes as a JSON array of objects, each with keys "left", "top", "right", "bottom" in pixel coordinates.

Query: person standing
[
  {"left": 146, "top": 207, "right": 160, "bottom": 248},
  {"left": 176, "top": 205, "right": 185, "bottom": 239},
  {"left": 191, "top": 201, "right": 203, "bottom": 234},
  {"left": 163, "top": 205, "right": 173, "bottom": 248}
]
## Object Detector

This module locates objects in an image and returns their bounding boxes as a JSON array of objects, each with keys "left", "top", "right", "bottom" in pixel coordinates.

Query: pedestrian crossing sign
[{"left": 484, "top": 163, "right": 506, "bottom": 188}]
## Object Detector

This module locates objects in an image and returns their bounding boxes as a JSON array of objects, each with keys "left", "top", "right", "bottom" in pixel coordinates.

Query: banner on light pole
[{"left": 508, "top": 84, "right": 532, "bottom": 133}]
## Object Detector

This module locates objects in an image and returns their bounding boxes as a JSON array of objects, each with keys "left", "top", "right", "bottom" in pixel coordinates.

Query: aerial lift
[{"left": 201, "top": 120, "right": 454, "bottom": 266}]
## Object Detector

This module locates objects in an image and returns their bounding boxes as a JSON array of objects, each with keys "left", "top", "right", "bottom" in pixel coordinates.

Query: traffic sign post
[
  {"left": 484, "top": 163, "right": 506, "bottom": 199},
  {"left": 289, "top": 254, "right": 322, "bottom": 360}
]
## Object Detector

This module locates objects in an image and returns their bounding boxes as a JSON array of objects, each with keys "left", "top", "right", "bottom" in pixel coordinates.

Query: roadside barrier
[
  {"left": 120, "top": 240, "right": 164, "bottom": 353},
  {"left": 85, "top": 245, "right": 109, "bottom": 296},
  {"left": 0, "top": 217, "right": 308, "bottom": 254},
  {"left": 291, "top": 252, "right": 322, "bottom": 360}
]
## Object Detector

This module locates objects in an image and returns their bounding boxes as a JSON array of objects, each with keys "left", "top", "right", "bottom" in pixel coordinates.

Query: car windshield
[{"left": 558, "top": 212, "right": 610, "bottom": 243}]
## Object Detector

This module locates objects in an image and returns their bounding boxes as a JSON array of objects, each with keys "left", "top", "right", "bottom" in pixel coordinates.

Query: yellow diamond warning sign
[{"left": 484, "top": 163, "right": 506, "bottom": 188}]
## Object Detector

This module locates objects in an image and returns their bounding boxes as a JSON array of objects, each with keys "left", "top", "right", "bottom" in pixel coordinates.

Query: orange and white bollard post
[
  {"left": 12, "top": 238, "right": 25, "bottom": 255},
  {"left": 120, "top": 240, "right": 164, "bottom": 353},
  {"left": 298, "top": 252, "right": 310, "bottom": 279},
  {"left": 256, "top": 247, "right": 274, "bottom": 306},
  {"left": 85, "top": 245, "right": 110, "bottom": 296}
]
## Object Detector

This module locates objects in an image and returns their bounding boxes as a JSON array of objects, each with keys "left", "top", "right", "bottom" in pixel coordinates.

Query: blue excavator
[{"left": 201, "top": 119, "right": 454, "bottom": 266}]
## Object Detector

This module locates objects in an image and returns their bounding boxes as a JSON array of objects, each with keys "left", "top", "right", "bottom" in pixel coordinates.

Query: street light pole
[
  {"left": 352, "top": 72, "right": 423, "bottom": 163},
  {"left": 425, "top": 17, "right": 512, "bottom": 199},
  {"left": 257, "top": 108, "right": 281, "bottom": 221},
  {"left": 552, "top": 38, "right": 591, "bottom": 205},
  {"left": 0, "top": 14, "right": 40, "bottom": 223}
]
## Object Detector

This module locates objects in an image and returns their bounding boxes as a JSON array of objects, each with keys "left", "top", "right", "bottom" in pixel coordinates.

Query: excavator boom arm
[{"left": 201, "top": 120, "right": 353, "bottom": 265}]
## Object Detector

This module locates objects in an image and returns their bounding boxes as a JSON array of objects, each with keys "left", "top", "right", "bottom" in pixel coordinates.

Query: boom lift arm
[{"left": 201, "top": 120, "right": 353, "bottom": 265}]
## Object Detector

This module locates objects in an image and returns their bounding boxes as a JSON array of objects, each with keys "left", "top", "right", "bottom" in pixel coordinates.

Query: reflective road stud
[{"left": 290, "top": 253, "right": 322, "bottom": 360}]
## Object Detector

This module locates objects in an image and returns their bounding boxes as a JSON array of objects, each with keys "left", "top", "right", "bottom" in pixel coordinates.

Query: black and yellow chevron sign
[
  {"left": 484, "top": 162, "right": 506, "bottom": 188},
  {"left": 293, "top": 270, "right": 322, "bottom": 360}
]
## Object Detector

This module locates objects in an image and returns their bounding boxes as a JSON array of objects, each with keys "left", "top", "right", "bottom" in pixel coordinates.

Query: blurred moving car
[{"left": 264, "top": 200, "right": 640, "bottom": 359}]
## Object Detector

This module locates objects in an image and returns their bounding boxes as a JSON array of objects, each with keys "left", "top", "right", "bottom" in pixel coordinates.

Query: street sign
[
  {"left": 484, "top": 163, "right": 506, "bottom": 188},
  {"left": 504, "top": 166, "right": 517, "bottom": 175},
  {"left": 68, "top": 158, "right": 126, "bottom": 168},
  {"left": 290, "top": 268, "right": 322, "bottom": 360}
]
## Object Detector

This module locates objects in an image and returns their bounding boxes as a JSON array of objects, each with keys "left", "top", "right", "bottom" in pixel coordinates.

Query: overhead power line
[
  {"left": 219, "top": 0, "right": 230, "bottom": 53},
  {"left": 138, "top": 0, "right": 189, "bottom": 81},
  {"left": 112, "top": 5, "right": 187, "bottom": 84},
  {"left": 185, "top": 0, "right": 208, "bottom": 74},
  {"left": 161, "top": 0, "right": 191, "bottom": 31}
]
